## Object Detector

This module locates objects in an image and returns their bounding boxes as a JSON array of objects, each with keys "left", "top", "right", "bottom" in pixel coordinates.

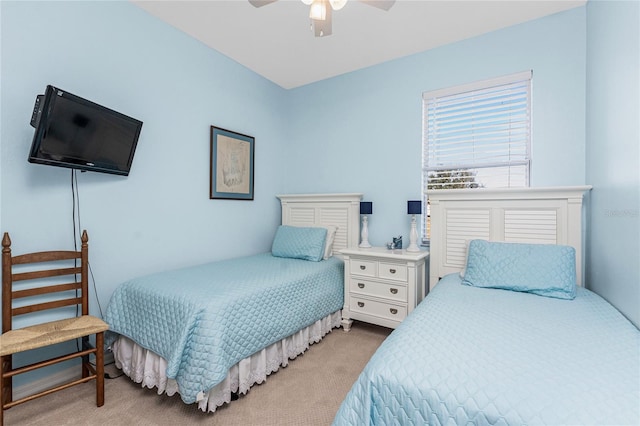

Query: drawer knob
[
  {"left": 390, "top": 288, "right": 398, "bottom": 294},
  {"left": 358, "top": 283, "right": 365, "bottom": 289},
  {"left": 360, "top": 265, "right": 366, "bottom": 270},
  {"left": 390, "top": 308, "right": 398, "bottom": 315},
  {"left": 358, "top": 302, "right": 365, "bottom": 308},
  {"left": 389, "top": 268, "right": 396, "bottom": 274}
]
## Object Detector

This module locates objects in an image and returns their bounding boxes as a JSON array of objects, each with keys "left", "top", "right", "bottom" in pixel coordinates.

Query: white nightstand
[{"left": 339, "top": 247, "right": 429, "bottom": 331}]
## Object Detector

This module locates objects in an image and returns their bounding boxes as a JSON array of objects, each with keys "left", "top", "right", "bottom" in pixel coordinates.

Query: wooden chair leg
[
  {"left": 96, "top": 332, "right": 104, "bottom": 407},
  {"left": 1, "top": 354, "right": 11, "bottom": 426},
  {"left": 1, "top": 355, "right": 10, "bottom": 408},
  {"left": 1, "top": 355, "right": 10, "bottom": 401},
  {"left": 0, "top": 355, "right": 4, "bottom": 426}
]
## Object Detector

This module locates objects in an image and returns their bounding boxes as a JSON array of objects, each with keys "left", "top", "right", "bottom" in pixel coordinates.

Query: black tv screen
[{"left": 28, "top": 85, "right": 143, "bottom": 176}]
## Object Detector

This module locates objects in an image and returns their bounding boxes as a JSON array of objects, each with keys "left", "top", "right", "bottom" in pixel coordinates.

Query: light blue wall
[
  {"left": 284, "top": 7, "right": 587, "bottom": 247},
  {"left": 586, "top": 0, "right": 639, "bottom": 328},
  {"left": 1, "top": 1, "right": 287, "bottom": 385}
]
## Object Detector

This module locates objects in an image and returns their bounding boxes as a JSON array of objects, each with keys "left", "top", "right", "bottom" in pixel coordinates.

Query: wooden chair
[{"left": 0, "top": 230, "right": 108, "bottom": 425}]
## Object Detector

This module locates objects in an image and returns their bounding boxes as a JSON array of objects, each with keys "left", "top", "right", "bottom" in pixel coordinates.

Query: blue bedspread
[
  {"left": 104, "top": 253, "right": 343, "bottom": 404},
  {"left": 334, "top": 273, "right": 640, "bottom": 425}
]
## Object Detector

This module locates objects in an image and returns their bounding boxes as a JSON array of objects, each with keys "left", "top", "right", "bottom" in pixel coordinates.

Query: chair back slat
[
  {"left": 12, "top": 297, "right": 82, "bottom": 316},
  {"left": 12, "top": 282, "right": 82, "bottom": 299},
  {"left": 12, "top": 266, "right": 82, "bottom": 282},
  {"left": 12, "top": 251, "right": 80, "bottom": 265}
]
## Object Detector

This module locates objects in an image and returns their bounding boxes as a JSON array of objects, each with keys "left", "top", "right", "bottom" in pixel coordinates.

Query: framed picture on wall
[{"left": 210, "top": 126, "right": 255, "bottom": 200}]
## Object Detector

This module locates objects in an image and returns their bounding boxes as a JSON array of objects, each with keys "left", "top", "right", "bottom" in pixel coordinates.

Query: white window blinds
[{"left": 422, "top": 70, "right": 532, "bottom": 190}]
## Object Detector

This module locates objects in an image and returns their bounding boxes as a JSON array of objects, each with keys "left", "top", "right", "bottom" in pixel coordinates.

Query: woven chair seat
[{"left": 0, "top": 316, "right": 108, "bottom": 356}]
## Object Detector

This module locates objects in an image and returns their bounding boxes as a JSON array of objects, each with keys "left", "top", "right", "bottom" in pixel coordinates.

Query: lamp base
[
  {"left": 406, "top": 214, "right": 420, "bottom": 252},
  {"left": 359, "top": 215, "right": 371, "bottom": 248}
]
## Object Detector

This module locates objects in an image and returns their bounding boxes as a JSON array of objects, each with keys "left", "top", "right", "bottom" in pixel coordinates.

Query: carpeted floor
[{"left": 4, "top": 321, "right": 391, "bottom": 425}]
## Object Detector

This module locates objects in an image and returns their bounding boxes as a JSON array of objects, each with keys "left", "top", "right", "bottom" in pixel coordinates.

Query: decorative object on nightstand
[
  {"left": 359, "top": 201, "right": 373, "bottom": 248},
  {"left": 386, "top": 235, "right": 402, "bottom": 250},
  {"left": 406, "top": 200, "right": 422, "bottom": 252},
  {"left": 393, "top": 235, "right": 402, "bottom": 249}
]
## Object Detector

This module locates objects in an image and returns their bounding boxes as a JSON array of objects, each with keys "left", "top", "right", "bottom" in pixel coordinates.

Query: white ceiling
[{"left": 132, "top": 0, "right": 586, "bottom": 89}]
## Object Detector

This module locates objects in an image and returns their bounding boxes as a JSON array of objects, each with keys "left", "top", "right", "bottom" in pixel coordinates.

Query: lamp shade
[
  {"left": 309, "top": 0, "right": 327, "bottom": 20},
  {"left": 360, "top": 201, "right": 373, "bottom": 215},
  {"left": 329, "top": 0, "right": 348, "bottom": 10},
  {"left": 407, "top": 200, "right": 422, "bottom": 215}
]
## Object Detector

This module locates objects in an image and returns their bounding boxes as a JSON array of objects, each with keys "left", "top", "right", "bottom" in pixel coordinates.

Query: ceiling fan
[{"left": 249, "top": 0, "right": 396, "bottom": 37}]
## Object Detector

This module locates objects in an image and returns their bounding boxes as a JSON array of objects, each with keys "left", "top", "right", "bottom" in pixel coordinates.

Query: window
[{"left": 421, "top": 70, "right": 532, "bottom": 242}]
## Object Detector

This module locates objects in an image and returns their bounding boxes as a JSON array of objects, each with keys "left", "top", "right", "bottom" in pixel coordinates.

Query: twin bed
[
  {"left": 104, "top": 188, "right": 640, "bottom": 424},
  {"left": 334, "top": 187, "right": 640, "bottom": 425},
  {"left": 104, "top": 193, "right": 362, "bottom": 412}
]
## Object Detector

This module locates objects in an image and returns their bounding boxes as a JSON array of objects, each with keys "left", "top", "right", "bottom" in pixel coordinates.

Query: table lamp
[
  {"left": 407, "top": 200, "right": 422, "bottom": 252},
  {"left": 359, "top": 201, "right": 373, "bottom": 248}
]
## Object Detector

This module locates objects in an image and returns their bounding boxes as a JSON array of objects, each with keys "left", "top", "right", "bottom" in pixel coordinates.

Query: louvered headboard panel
[
  {"left": 428, "top": 186, "right": 591, "bottom": 291},
  {"left": 277, "top": 193, "right": 363, "bottom": 254},
  {"left": 444, "top": 209, "right": 491, "bottom": 271}
]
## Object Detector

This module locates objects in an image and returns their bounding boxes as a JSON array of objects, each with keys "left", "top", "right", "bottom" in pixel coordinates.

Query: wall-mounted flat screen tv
[{"left": 28, "top": 85, "right": 143, "bottom": 176}]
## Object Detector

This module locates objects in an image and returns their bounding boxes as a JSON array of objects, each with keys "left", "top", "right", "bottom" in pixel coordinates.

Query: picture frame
[{"left": 210, "top": 126, "right": 255, "bottom": 200}]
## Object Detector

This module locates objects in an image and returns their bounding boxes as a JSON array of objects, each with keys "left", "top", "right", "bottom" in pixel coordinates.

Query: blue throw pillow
[
  {"left": 271, "top": 225, "right": 327, "bottom": 262},
  {"left": 462, "top": 240, "right": 577, "bottom": 299}
]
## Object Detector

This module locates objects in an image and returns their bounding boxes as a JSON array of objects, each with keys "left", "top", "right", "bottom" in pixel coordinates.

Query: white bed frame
[{"left": 428, "top": 186, "right": 591, "bottom": 291}]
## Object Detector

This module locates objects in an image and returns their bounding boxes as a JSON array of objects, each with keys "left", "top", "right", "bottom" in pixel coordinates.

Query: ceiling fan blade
[
  {"left": 358, "top": 0, "right": 395, "bottom": 11},
  {"left": 312, "top": 4, "right": 332, "bottom": 37},
  {"left": 249, "top": 0, "right": 278, "bottom": 7}
]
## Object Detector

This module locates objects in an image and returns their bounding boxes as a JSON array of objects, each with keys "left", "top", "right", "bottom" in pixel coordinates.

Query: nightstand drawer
[
  {"left": 378, "top": 262, "right": 408, "bottom": 282},
  {"left": 349, "top": 259, "right": 377, "bottom": 277},
  {"left": 349, "top": 279, "right": 407, "bottom": 303},
  {"left": 349, "top": 296, "right": 407, "bottom": 322}
]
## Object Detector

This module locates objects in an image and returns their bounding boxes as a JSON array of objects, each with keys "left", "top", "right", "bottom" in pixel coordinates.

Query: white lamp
[
  {"left": 406, "top": 200, "right": 422, "bottom": 252},
  {"left": 359, "top": 201, "right": 373, "bottom": 248},
  {"left": 329, "top": 0, "right": 348, "bottom": 10},
  {"left": 309, "top": 0, "right": 327, "bottom": 20},
  {"left": 305, "top": 0, "right": 348, "bottom": 10}
]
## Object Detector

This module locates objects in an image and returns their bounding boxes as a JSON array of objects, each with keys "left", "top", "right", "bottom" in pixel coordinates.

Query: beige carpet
[{"left": 4, "top": 322, "right": 391, "bottom": 425}]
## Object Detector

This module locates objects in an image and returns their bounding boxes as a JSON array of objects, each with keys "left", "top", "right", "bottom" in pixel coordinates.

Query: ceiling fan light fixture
[
  {"left": 309, "top": 0, "right": 327, "bottom": 21},
  {"left": 329, "top": 0, "right": 347, "bottom": 10},
  {"left": 251, "top": 0, "right": 395, "bottom": 38}
]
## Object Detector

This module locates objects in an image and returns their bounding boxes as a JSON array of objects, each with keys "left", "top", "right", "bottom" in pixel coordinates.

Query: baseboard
[{"left": 12, "top": 351, "right": 115, "bottom": 400}]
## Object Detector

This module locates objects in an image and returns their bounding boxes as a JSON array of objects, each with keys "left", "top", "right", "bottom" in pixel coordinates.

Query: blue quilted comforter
[
  {"left": 334, "top": 273, "right": 640, "bottom": 425},
  {"left": 104, "top": 253, "right": 343, "bottom": 404}
]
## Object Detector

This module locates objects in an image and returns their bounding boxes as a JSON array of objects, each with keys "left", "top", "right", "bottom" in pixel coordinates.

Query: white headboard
[
  {"left": 277, "top": 193, "right": 363, "bottom": 254},
  {"left": 428, "top": 186, "right": 591, "bottom": 291}
]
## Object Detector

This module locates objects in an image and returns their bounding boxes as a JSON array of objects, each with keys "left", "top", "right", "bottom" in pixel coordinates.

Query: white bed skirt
[{"left": 111, "top": 310, "right": 342, "bottom": 413}]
